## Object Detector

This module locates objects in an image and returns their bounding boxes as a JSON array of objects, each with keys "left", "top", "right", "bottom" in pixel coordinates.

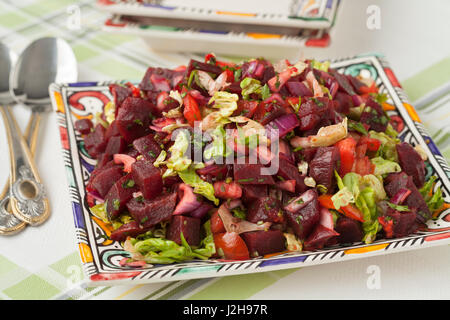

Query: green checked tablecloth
[{"left": 0, "top": 0, "right": 449, "bottom": 300}]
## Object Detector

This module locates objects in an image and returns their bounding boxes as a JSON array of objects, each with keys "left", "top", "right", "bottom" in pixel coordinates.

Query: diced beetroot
[
  {"left": 241, "top": 230, "right": 286, "bottom": 257},
  {"left": 90, "top": 166, "right": 124, "bottom": 198},
  {"left": 84, "top": 124, "right": 107, "bottom": 158},
  {"left": 110, "top": 221, "right": 146, "bottom": 242},
  {"left": 132, "top": 133, "right": 162, "bottom": 162},
  {"left": 166, "top": 215, "right": 201, "bottom": 246},
  {"left": 241, "top": 184, "right": 268, "bottom": 204},
  {"left": 105, "top": 174, "right": 139, "bottom": 219},
  {"left": 74, "top": 118, "right": 93, "bottom": 134},
  {"left": 233, "top": 100, "right": 259, "bottom": 118},
  {"left": 115, "top": 97, "right": 156, "bottom": 143},
  {"left": 140, "top": 67, "right": 185, "bottom": 91},
  {"left": 347, "top": 75, "right": 367, "bottom": 94},
  {"left": 247, "top": 197, "right": 283, "bottom": 224},
  {"left": 384, "top": 172, "right": 431, "bottom": 223},
  {"left": 329, "top": 69, "right": 356, "bottom": 96},
  {"left": 335, "top": 216, "right": 364, "bottom": 244},
  {"left": 295, "top": 147, "right": 318, "bottom": 163},
  {"left": 297, "top": 97, "right": 332, "bottom": 132},
  {"left": 130, "top": 159, "right": 163, "bottom": 200},
  {"left": 383, "top": 208, "right": 418, "bottom": 238},
  {"left": 104, "top": 120, "right": 121, "bottom": 141},
  {"left": 309, "top": 146, "right": 341, "bottom": 191},
  {"left": 360, "top": 98, "right": 388, "bottom": 132},
  {"left": 109, "top": 84, "right": 132, "bottom": 114},
  {"left": 334, "top": 92, "right": 354, "bottom": 114},
  {"left": 104, "top": 135, "right": 127, "bottom": 157},
  {"left": 253, "top": 101, "right": 286, "bottom": 126},
  {"left": 286, "top": 81, "right": 313, "bottom": 97},
  {"left": 197, "top": 164, "right": 229, "bottom": 182},
  {"left": 303, "top": 224, "right": 339, "bottom": 251},
  {"left": 276, "top": 156, "right": 307, "bottom": 193},
  {"left": 234, "top": 164, "right": 275, "bottom": 185},
  {"left": 126, "top": 192, "right": 177, "bottom": 228},
  {"left": 396, "top": 142, "right": 425, "bottom": 188},
  {"left": 285, "top": 190, "right": 320, "bottom": 239}
]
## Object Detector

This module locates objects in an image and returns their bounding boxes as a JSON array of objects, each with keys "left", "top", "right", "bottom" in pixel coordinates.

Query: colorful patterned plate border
[{"left": 50, "top": 54, "right": 450, "bottom": 286}]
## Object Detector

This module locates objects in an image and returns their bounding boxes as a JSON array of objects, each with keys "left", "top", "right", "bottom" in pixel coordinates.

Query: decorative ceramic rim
[
  {"left": 50, "top": 54, "right": 450, "bottom": 286},
  {"left": 96, "top": 0, "right": 341, "bottom": 30}
]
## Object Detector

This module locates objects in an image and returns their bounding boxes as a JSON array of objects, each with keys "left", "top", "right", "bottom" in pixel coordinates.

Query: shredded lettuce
[
  {"left": 369, "top": 131, "right": 399, "bottom": 162},
  {"left": 331, "top": 187, "right": 354, "bottom": 210},
  {"left": 311, "top": 59, "right": 330, "bottom": 72},
  {"left": 178, "top": 165, "right": 219, "bottom": 205},
  {"left": 240, "top": 77, "right": 263, "bottom": 100},
  {"left": 90, "top": 203, "right": 109, "bottom": 223},
  {"left": 163, "top": 130, "right": 192, "bottom": 178},
  {"left": 360, "top": 174, "right": 386, "bottom": 201},
  {"left": 131, "top": 222, "right": 215, "bottom": 264},
  {"left": 420, "top": 176, "right": 445, "bottom": 213},
  {"left": 201, "top": 91, "right": 239, "bottom": 131},
  {"left": 203, "top": 125, "right": 231, "bottom": 161},
  {"left": 341, "top": 172, "right": 382, "bottom": 244},
  {"left": 104, "top": 101, "right": 116, "bottom": 124},
  {"left": 371, "top": 157, "right": 401, "bottom": 176}
]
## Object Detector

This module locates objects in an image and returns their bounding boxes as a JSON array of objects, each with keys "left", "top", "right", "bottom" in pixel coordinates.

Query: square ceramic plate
[{"left": 50, "top": 54, "right": 450, "bottom": 286}]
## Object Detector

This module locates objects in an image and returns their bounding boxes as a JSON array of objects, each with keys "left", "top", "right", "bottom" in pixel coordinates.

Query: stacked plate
[{"left": 96, "top": 0, "right": 341, "bottom": 60}]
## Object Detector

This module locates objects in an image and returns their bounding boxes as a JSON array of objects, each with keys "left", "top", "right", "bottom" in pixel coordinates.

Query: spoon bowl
[
  {"left": 10, "top": 37, "right": 77, "bottom": 107},
  {"left": 0, "top": 37, "right": 77, "bottom": 229}
]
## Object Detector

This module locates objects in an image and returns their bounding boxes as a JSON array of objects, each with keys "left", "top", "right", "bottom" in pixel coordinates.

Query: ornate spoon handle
[
  {"left": 0, "top": 110, "right": 40, "bottom": 234},
  {"left": 0, "top": 105, "right": 49, "bottom": 226}
]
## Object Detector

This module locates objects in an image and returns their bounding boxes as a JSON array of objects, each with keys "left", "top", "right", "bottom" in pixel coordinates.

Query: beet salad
[{"left": 75, "top": 53, "right": 444, "bottom": 266}]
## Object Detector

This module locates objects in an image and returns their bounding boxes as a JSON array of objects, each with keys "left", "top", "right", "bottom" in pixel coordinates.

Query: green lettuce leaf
[
  {"left": 203, "top": 125, "right": 231, "bottom": 161},
  {"left": 369, "top": 131, "right": 400, "bottom": 162},
  {"left": 240, "top": 77, "right": 262, "bottom": 100},
  {"left": 371, "top": 157, "right": 401, "bottom": 176},
  {"left": 360, "top": 174, "right": 387, "bottom": 201},
  {"left": 420, "top": 176, "right": 445, "bottom": 213},
  {"left": 178, "top": 166, "right": 219, "bottom": 205}
]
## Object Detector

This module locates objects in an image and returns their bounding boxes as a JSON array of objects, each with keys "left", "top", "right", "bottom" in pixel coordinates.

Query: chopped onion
[{"left": 266, "top": 113, "right": 299, "bottom": 138}]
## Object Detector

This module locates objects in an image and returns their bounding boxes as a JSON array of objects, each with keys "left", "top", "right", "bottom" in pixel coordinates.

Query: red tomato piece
[
  {"left": 358, "top": 136, "right": 381, "bottom": 152},
  {"left": 335, "top": 137, "right": 357, "bottom": 176},
  {"left": 213, "top": 181, "right": 242, "bottom": 199},
  {"left": 183, "top": 93, "right": 202, "bottom": 127},
  {"left": 353, "top": 156, "right": 375, "bottom": 176},
  {"left": 210, "top": 210, "right": 226, "bottom": 234},
  {"left": 213, "top": 232, "right": 250, "bottom": 260}
]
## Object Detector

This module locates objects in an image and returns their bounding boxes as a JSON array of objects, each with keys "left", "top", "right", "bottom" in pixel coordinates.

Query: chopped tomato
[
  {"left": 125, "top": 82, "right": 141, "bottom": 97},
  {"left": 213, "top": 181, "right": 242, "bottom": 199},
  {"left": 182, "top": 93, "right": 202, "bottom": 127},
  {"left": 353, "top": 156, "right": 375, "bottom": 176},
  {"left": 210, "top": 210, "right": 226, "bottom": 234},
  {"left": 318, "top": 194, "right": 336, "bottom": 210},
  {"left": 335, "top": 136, "right": 356, "bottom": 176},
  {"left": 318, "top": 194, "right": 365, "bottom": 223},
  {"left": 341, "top": 204, "right": 365, "bottom": 222},
  {"left": 213, "top": 232, "right": 250, "bottom": 260},
  {"left": 358, "top": 136, "right": 381, "bottom": 152},
  {"left": 358, "top": 82, "right": 378, "bottom": 95},
  {"left": 378, "top": 216, "right": 393, "bottom": 238},
  {"left": 355, "top": 143, "right": 367, "bottom": 159},
  {"left": 233, "top": 100, "right": 259, "bottom": 117}
]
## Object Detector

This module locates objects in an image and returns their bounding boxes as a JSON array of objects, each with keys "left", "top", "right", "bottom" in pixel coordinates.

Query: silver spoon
[
  {"left": 3, "top": 37, "right": 77, "bottom": 227},
  {"left": 0, "top": 43, "right": 27, "bottom": 235}
]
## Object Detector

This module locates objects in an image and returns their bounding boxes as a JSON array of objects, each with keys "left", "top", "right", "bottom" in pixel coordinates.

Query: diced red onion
[
  {"left": 190, "top": 203, "right": 213, "bottom": 219},
  {"left": 284, "top": 189, "right": 316, "bottom": 213},
  {"left": 87, "top": 191, "right": 104, "bottom": 203},
  {"left": 319, "top": 207, "right": 334, "bottom": 230},
  {"left": 351, "top": 95, "right": 364, "bottom": 107},
  {"left": 390, "top": 188, "right": 411, "bottom": 205},
  {"left": 173, "top": 183, "right": 202, "bottom": 215},
  {"left": 275, "top": 180, "right": 296, "bottom": 193},
  {"left": 266, "top": 113, "right": 300, "bottom": 138}
]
